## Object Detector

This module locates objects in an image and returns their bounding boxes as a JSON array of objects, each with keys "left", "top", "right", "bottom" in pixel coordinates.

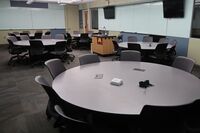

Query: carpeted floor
[{"left": 0, "top": 46, "right": 199, "bottom": 133}]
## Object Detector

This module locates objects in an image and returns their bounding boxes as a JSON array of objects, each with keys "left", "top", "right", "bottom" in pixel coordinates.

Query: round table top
[
  {"left": 52, "top": 61, "right": 200, "bottom": 115},
  {"left": 13, "top": 39, "right": 66, "bottom": 46},
  {"left": 118, "top": 41, "right": 172, "bottom": 50}
]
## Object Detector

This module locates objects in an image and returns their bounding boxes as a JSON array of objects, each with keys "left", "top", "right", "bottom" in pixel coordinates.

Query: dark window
[
  {"left": 91, "top": 9, "right": 98, "bottom": 29},
  {"left": 79, "top": 10, "right": 83, "bottom": 29}
]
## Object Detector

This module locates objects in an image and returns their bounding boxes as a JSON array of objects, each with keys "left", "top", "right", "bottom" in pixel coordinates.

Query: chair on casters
[
  {"left": 29, "top": 40, "right": 48, "bottom": 67},
  {"left": 120, "top": 50, "right": 141, "bottom": 61},
  {"left": 172, "top": 56, "right": 195, "bottom": 73},
  {"left": 34, "top": 32, "right": 43, "bottom": 39},
  {"left": 45, "top": 58, "right": 66, "bottom": 79},
  {"left": 128, "top": 43, "right": 141, "bottom": 52},
  {"left": 79, "top": 54, "right": 100, "bottom": 66},
  {"left": 112, "top": 40, "right": 122, "bottom": 61},
  {"left": 66, "top": 39, "right": 75, "bottom": 62},
  {"left": 148, "top": 43, "right": 168, "bottom": 64},
  {"left": 7, "top": 36, "right": 28, "bottom": 66},
  {"left": 50, "top": 41, "right": 68, "bottom": 62}
]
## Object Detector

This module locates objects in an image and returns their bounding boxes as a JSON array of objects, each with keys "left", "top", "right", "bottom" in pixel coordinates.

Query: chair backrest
[
  {"left": 140, "top": 103, "right": 193, "bottom": 133},
  {"left": 54, "top": 105, "right": 87, "bottom": 124},
  {"left": 154, "top": 43, "right": 168, "bottom": 54},
  {"left": 80, "top": 33, "right": 89, "bottom": 38},
  {"left": 35, "top": 75, "right": 62, "bottom": 105},
  {"left": 45, "top": 59, "right": 66, "bottom": 79},
  {"left": 7, "top": 36, "right": 18, "bottom": 43},
  {"left": 172, "top": 56, "right": 195, "bottom": 73},
  {"left": 143, "top": 36, "right": 153, "bottom": 42},
  {"left": 29, "top": 40, "right": 44, "bottom": 56},
  {"left": 73, "top": 31, "right": 80, "bottom": 35},
  {"left": 158, "top": 38, "right": 168, "bottom": 43},
  {"left": 54, "top": 41, "right": 67, "bottom": 52},
  {"left": 20, "top": 32, "right": 29, "bottom": 36},
  {"left": 120, "top": 50, "right": 141, "bottom": 61},
  {"left": 128, "top": 43, "right": 141, "bottom": 52},
  {"left": 42, "top": 35, "right": 51, "bottom": 39},
  {"left": 170, "top": 39, "right": 178, "bottom": 46},
  {"left": 112, "top": 40, "right": 119, "bottom": 51},
  {"left": 20, "top": 35, "right": 29, "bottom": 40},
  {"left": 127, "top": 36, "right": 137, "bottom": 42},
  {"left": 34, "top": 32, "right": 43, "bottom": 39},
  {"left": 45, "top": 31, "right": 51, "bottom": 35},
  {"left": 65, "top": 33, "right": 72, "bottom": 39},
  {"left": 79, "top": 54, "right": 100, "bottom": 65},
  {"left": 66, "top": 39, "right": 72, "bottom": 51},
  {"left": 7, "top": 36, "right": 18, "bottom": 53},
  {"left": 55, "top": 34, "right": 65, "bottom": 39},
  {"left": 13, "top": 32, "right": 20, "bottom": 35},
  {"left": 22, "top": 31, "right": 30, "bottom": 34}
]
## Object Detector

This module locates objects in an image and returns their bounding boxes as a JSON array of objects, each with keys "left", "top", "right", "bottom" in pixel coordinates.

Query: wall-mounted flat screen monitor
[
  {"left": 163, "top": 0, "right": 185, "bottom": 18},
  {"left": 103, "top": 6, "right": 115, "bottom": 19}
]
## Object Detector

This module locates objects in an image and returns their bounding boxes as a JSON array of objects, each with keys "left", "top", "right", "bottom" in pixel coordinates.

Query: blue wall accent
[{"left": 120, "top": 32, "right": 189, "bottom": 56}]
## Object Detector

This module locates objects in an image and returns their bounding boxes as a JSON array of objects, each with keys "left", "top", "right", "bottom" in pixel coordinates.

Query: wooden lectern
[{"left": 91, "top": 35, "right": 116, "bottom": 55}]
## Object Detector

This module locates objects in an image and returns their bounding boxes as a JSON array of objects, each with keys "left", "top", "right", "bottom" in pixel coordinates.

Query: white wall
[
  {"left": 0, "top": 0, "right": 65, "bottom": 29},
  {"left": 98, "top": 1, "right": 194, "bottom": 38}
]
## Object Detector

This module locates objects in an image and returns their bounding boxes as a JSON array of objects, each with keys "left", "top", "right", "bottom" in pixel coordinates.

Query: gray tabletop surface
[{"left": 52, "top": 61, "right": 200, "bottom": 115}]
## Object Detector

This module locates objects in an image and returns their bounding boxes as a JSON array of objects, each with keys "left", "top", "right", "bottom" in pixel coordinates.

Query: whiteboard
[
  {"left": 0, "top": 1, "right": 65, "bottom": 29},
  {"left": 99, "top": 1, "right": 194, "bottom": 38}
]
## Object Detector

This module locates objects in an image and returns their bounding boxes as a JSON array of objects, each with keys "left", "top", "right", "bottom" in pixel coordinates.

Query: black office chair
[
  {"left": 148, "top": 43, "right": 168, "bottom": 64},
  {"left": 35, "top": 75, "right": 61, "bottom": 120},
  {"left": 34, "top": 32, "right": 43, "bottom": 39},
  {"left": 184, "top": 99, "right": 200, "bottom": 133},
  {"left": 20, "top": 32, "right": 29, "bottom": 37},
  {"left": 127, "top": 43, "right": 141, "bottom": 52},
  {"left": 78, "top": 33, "right": 91, "bottom": 49},
  {"left": 45, "top": 31, "right": 51, "bottom": 35},
  {"left": 8, "top": 33, "right": 21, "bottom": 41},
  {"left": 66, "top": 39, "right": 75, "bottom": 62},
  {"left": 50, "top": 41, "right": 68, "bottom": 62},
  {"left": 112, "top": 40, "right": 122, "bottom": 61},
  {"left": 54, "top": 105, "right": 92, "bottom": 132},
  {"left": 139, "top": 103, "right": 193, "bottom": 133},
  {"left": 166, "top": 40, "right": 177, "bottom": 63},
  {"left": 65, "top": 33, "right": 72, "bottom": 40},
  {"left": 29, "top": 40, "right": 48, "bottom": 67},
  {"left": 7, "top": 36, "right": 27, "bottom": 66}
]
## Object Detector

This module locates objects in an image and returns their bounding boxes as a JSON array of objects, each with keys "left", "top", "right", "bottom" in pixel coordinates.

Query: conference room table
[
  {"left": 52, "top": 61, "right": 200, "bottom": 115},
  {"left": 118, "top": 41, "right": 173, "bottom": 50},
  {"left": 13, "top": 39, "right": 66, "bottom": 46}
]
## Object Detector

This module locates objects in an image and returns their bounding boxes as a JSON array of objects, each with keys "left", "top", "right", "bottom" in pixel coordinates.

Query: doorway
[{"left": 83, "top": 10, "right": 89, "bottom": 33}]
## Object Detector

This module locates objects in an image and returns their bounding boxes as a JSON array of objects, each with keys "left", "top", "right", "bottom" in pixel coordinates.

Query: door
[{"left": 84, "top": 10, "right": 89, "bottom": 33}]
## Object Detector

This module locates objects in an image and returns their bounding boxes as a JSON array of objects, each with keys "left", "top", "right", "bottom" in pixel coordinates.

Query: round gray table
[
  {"left": 52, "top": 61, "right": 200, "bottom": 115},
  {"left": 13, "top": 39, "right": 66, "bottom": 46},
  {"left": 118, "top": 41, "right": 172, "bottom": 50}
]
